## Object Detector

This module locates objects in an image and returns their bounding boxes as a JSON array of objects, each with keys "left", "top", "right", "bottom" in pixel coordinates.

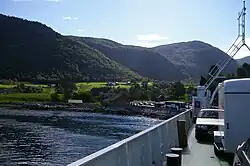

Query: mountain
[
  {"left": 236, "top": 56, "right": 250, "bottom": 65},
  {"left": 152, "top": 41, "right": 238, "bottom": 80},
  {"left": 0, "top": 13, "right": 240, "bottom": 83},
  {"left": 68, "top": 37, "right": 185, "bottom": 81},
  {"left": 70, "top": 37, "right": 238, "bottom": 81},
  {"left": 0, "top": 14, "right": 142, "bottom": 82}
]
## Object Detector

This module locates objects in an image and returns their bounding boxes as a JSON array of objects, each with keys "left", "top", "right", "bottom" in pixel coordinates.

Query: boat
[{"left": 67, "top": 1, "right": 250, "bottom": 166}]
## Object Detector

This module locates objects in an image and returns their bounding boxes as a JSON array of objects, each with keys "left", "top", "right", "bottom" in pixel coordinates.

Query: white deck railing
[{"left": 68, "top": 110, "right": 192, "bottom": 166}]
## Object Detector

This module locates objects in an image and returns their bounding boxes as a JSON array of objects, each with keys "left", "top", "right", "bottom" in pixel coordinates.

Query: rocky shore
[{"left": 0, "top": 102, "right": 183, "bottom": 120}]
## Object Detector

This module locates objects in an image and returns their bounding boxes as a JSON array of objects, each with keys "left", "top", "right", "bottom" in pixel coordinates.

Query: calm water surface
[{"left": 0, "top": 109, "right": 162, "bottom": 166}]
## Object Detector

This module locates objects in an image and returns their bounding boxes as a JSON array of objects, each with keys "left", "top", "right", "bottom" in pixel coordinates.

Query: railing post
[
  {"left": 177, "top": 120, "right": 188, "bottom": 148},
  {"left": 165, "top": 153, "right": 179, "bottom": 166},
  {"left": 171, "top": 147, "right": 183, "bottom": 166}
]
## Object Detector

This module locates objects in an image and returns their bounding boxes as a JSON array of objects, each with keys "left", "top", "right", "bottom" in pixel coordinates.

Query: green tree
[
  {"left": 174, "top": 82, "right": 185, "bottom": 98},
  {"left": 225, "top": 73, "right": 236, "bottom": 79},
  {"left": 186, "top": 78, "right": 196, "bottom": 87},
  {"left": 186, "top": 86, "right": 195, "bottom": 95},
  {"left": 56, "top": 79, "right": 77, "bottom": 101},
  {"left": 50, "top": 92, "right": 60, "bottom": 102},
  {"left": 199, "top": 76, "right": 206, "bottom": 86},
  {"left": 154, "top": 81, "right": 170, "bottom": 89},
  {"left": 115, "top": 87, "right": 129, "bottom": 94},
  {"left": 74, "top": 91, "right": 93, "bottom": 102},
  {"left": 242, "top": 63, "right": 250, "bottom": 76},
  {"left": 167, "top": 81, "right": 185, "bottom": 99},
  {"left": 16, "top": 83, "right": 25, "bottom": 92},
  {"left": 237, "top": 67, "right": 248, "bottom": 78},
  {"left": 129, "top": 83, "right": 142, "bottom": 100},
  {"left": 140, "top": 90, "right": 151, "bottom": 100},
  {"left": 148, "top": 85, "right": 161, "bottom": 101}
]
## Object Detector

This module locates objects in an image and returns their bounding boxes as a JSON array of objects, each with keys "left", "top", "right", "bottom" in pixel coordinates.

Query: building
[
  {"left": 68, "top": 99, "right": 83, "bottom": 104},
  {"left": 107, "top": 82, "right": 116, "bottom": 86},
  {"left": 141, "top": 81, "right": 148, "bottom": 88}
]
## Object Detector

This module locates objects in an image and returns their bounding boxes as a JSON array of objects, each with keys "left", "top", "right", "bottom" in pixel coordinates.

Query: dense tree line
[
  {"left": 49, "top": 80, "right": 189, "bottom": 103},
  {"left": 236, "top": 63, "right": 250, "bottom": 78}
]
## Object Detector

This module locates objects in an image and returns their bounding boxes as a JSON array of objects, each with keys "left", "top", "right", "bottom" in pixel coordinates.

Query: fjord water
[{"left": 0, "top": 109, "right": 162, "bottom": 166}]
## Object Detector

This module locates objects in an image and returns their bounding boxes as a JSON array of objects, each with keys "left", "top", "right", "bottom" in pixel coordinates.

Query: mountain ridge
[
  {"left": 69, "top": 36, "right": 186, "bottom": 81},
  {"left": 152, "top": 41, "right": 238, "bottom": 80},
  {"left": 0, "top": 14, "right": 142, "bottom": 82},
  {"left": 236, "top": 56, "right": 250, "bottom": 65},
  {"left": 0, "top": 13, "right": 239, "bottom": 82}
]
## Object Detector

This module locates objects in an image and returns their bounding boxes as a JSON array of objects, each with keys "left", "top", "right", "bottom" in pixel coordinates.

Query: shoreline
[{"left": 0, "top": 102, "right": 181, "bottom": 120}]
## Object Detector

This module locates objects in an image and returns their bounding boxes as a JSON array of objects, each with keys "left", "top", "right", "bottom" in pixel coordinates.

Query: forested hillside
[{"left": 0, "top": 14, "right": 142, "bottom": 83}]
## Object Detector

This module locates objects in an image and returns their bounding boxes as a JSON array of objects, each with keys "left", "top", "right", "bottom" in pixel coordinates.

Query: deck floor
[{"left": 181, "top": 127, "right": 231, "bottom": 166}]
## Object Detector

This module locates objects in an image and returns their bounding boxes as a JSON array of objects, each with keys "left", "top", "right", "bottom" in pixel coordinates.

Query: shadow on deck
[{"left": 181, "top": 127, "right": 233, "bottom": 166}]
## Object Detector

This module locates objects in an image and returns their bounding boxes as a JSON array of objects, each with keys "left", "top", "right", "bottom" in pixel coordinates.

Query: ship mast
[{"left": 204, "top": 0, "right": 250, "bottom": 92}]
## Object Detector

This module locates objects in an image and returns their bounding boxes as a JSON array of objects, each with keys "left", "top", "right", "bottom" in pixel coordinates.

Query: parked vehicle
[
  {"left": 165, "top": 101, "right": 186, "bottom": 111},
  {"left": 195, "top": 108, "right": 224, "bottom": 141},
  {"left": 213, "top": 78, "right": 250, "bottom": 155}
]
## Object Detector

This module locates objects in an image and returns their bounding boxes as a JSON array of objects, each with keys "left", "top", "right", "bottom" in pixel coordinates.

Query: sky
[{"left": 1, "top": 0, "right": 250, "bottom": 59}]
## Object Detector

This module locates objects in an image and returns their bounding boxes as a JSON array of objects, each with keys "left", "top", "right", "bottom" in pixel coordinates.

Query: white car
[{"left": 195, "top": 109, "right": 224, "bottom": 141}]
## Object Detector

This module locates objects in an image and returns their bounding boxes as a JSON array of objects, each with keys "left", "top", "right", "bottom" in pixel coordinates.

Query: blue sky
[{"left": 1, "top": 0, "right": 250, "bottom": 59}]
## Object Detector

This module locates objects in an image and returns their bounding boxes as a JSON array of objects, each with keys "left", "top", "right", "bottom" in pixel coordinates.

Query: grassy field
[
  {"left": 0, "top": 83, "right": 53, "bottom": 102},
  {"left": 25, "top": 84, "right": 49, "bottom": 88},
  {"left": 0, "top": 81, "right": 158, "bottom": 103},
  {"left": 0, "top": 93, "right": 51, "bottom": 102},
  {"left": 0, "top": 84, "right": 16, "bottom": 89},
  {"left": 0, "top": 82, "right": 132, "bottom": 102},
  {"left": 76, "top": 82, "right": 131, "bottom": 92}
]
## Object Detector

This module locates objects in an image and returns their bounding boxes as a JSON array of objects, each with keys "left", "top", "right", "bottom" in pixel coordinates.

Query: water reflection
[{"left": 0, "top": 109, "right": 161, "bottom": 165}]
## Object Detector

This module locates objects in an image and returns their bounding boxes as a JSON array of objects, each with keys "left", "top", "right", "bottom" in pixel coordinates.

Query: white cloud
[
  {"left": 133, "top": 42, "right": 162, "bottom": 48},
  {"left": 77, "top": 29, "right": 84, "bottom": 32},
  {"left": 133, "top": 34, "right": 168, "bottom": 48},
  {"left": 136, "top": 34, "right": 168, "bottom": 41},
  {"left": 63, "top": 16, "right": 79, "bottom": 21}
]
